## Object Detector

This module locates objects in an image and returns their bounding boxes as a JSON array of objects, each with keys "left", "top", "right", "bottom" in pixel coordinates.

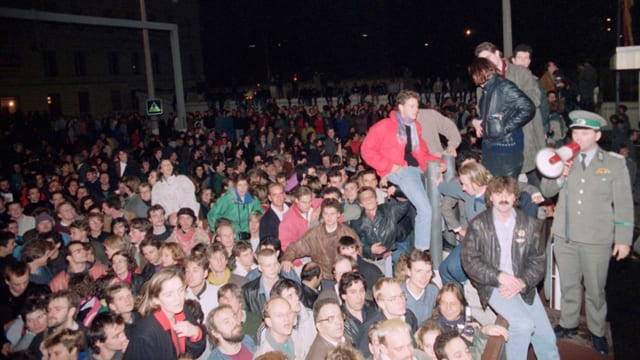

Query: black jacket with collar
[
  {"left": 349, "top": 199, "right": 410, "bottom": 259},
  {"left": 123, "top": 309, "right": 205, "bottom": 360},
  {"left": 479, "top": 75, "right": 535, "bottom": 149},
  {"left": 461, "top": 208, "right": 545, "bottom": 309}
]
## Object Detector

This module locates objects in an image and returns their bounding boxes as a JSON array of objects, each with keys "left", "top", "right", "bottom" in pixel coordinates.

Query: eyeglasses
[
  {"left": 380, "top": 294, "right": 406, "bottom": 302},
  {"left": 317, "top": 314, "right": 345, "bottom": 323}
]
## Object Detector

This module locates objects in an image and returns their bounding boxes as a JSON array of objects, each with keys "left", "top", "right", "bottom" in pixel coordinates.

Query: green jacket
[{"left": 207, "top": 189, "right": 264, "bottom": 237}]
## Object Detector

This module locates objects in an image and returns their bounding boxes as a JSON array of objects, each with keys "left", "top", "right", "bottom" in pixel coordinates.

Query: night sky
[{"left": 201, "top": 0, "right": 633, "bottom": 87}]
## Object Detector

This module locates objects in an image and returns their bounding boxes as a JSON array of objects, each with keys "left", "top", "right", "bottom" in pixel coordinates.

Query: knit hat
[{"left": 35, "top": 213, "right": 55, "bottom": 225}]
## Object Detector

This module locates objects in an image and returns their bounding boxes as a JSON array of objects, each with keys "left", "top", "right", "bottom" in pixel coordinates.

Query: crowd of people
[{"left": 0, "top": 41, "right": 637, "bottom": 360}]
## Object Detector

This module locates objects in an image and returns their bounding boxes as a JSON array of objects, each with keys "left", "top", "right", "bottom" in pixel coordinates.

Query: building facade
[{"left": 0, "top": 0, "right": 205, "bottom": 116}]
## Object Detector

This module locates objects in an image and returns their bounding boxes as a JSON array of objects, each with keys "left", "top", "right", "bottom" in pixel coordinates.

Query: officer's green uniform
[{"left": 540, "top": 111, "right": 634, "bottom": 337}]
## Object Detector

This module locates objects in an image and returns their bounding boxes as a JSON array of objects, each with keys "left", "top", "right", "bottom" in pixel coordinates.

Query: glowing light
[
  {"left": 465, "top": 29, "right": 472, "bottom": 36},
  {"left": 361, "top": 33, "right": 368, "bottom": 38},
  {"left": 47, "top": 96, "right": 52, "bottom": 105},
  {"left": 8, "top": 100, "right": 14, "bottom": 107}
]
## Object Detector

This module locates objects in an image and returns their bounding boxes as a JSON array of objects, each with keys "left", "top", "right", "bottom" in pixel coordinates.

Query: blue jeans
[
  {"left": 489, "top": 288, "right": 560, "bottom": 360},
  {"left": 387, "top": 166, "right": 432, "bottom": 250},
  {"left": 439, "top": 244, "right": 467, "bottom": 289}
]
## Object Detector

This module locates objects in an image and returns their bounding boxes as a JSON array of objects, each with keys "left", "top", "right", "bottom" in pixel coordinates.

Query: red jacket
[{"left": 361, "top": 110, "right": 442, "bottom": 178}]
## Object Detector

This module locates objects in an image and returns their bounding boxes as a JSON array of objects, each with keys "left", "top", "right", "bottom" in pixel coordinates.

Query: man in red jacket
[{"left": 361, "top": 90, "right": 444, "bottom": 251}]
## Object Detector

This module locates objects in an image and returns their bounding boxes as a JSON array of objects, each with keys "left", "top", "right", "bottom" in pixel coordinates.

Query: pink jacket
[
  {"left": 278, "top": 204, "right": 310, "bottom": 252},
  {"left": 361, "top": 110, "right": 443, "bottom": 179}
]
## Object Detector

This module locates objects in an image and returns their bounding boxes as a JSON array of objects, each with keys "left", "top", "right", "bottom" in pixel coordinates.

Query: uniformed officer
[{"left": 540, "top": 110, "right": 634, "bottom": 356}]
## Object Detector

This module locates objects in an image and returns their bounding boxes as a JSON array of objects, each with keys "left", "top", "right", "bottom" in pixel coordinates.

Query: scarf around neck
[{"left": 395, "top": 111, "right": 419, "bottom": 152}]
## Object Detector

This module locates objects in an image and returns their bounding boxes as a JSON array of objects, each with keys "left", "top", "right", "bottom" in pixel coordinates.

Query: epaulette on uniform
[{"left": 607, "top": 151, "right": 625, "bottom": 159}]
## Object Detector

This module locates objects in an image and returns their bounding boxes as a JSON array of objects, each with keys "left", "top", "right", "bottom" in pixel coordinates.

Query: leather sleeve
[{"left": 460, "top": 216, "right": 500, "bottom": 287}]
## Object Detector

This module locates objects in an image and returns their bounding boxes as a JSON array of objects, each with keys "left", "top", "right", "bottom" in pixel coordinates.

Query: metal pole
[
  {"left": 139, "top": 0, "right": 159, "bottom": 135},
  {"left": 441, "top": 153, "right": 458, "bottom": 247},
  {"left": 139, "top": 0, "right": 155, "bottom": 99},
  {"left": 170, "top": 28, "right": 187, "bottom": 131},
  {"left": 616, "top": 0, "right": 622, "bottom": 108},
  {"left": 427, "top": 161, "right": 443, "bottom": 268},
  {"left": 502, "top": 0, "right": 513, "bottom": 58}
]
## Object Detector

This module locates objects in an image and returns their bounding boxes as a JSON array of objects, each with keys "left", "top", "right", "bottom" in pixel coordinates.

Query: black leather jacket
[
  {"left": 349, "top": 199, "right": 410, "bottom": 260},
  {"left": 342, "top": 300, "right": 376, "bottom": 345},
  {"left": 479, "top": 75, "right": 535, "bottom": 148},
  {"left": 242, "top": 276, "right": 278, "bottom": 315},
  {"left": 461, "top": 209, "right": 545, "bottom": 309}
]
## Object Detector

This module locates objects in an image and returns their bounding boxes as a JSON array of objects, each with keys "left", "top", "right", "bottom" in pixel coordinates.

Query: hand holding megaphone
[{"left": 536, "top": 142, "right": 581, "bottom": 178}]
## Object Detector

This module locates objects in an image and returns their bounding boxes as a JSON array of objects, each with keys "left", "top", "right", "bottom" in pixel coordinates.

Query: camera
[
  {"left": 238, "top": 231, "right": 251, "bottom": 241},
  {"left": 456, "top": 323, "right": 476, "bottom": 337}
]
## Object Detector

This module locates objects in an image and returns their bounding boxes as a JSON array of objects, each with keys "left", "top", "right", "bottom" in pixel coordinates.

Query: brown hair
[
  {"left": 485, "top": 176, "right": 520, "bottom": 208},
  {"left": 474, "top": 41, "right": 498, "bottom": 57},
  {"left": 396, "top": 89, "right": 420, "bottom": 106},
  {"left": 431, "top": 283, "right": 467, "bottom": 321},
  {"left": 138, "top": 266, "right": 186, "bottom": 316},
  {"left": 468, "top": 57, "right": 498, "bottom": 86}
]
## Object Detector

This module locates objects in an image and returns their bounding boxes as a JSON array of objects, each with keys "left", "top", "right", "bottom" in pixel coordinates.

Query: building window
[
  {"left": 108, "top": 52, "right": 119, "bottom": 75},
  {"left": 78, "top": 92, "right": 91, "bottom": 113},
  {"left": 111, "top": 90, "right": 122, "bottom": 111},
  {"left": 131, "top": 53, "right": 140, "bottom": 75},
  {"left": 43, "top": 50, "right": 58, "bottom": 77},
  {"left": 152, "top": 53, "right": 161, "bottom": 75},
  {"left": 74, "top": 52, "right": 86, "bottom": 76}
]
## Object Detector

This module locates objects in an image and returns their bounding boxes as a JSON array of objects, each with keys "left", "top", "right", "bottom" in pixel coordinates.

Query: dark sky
[{"left": 201, "top": 0, "right": 631, "bottom": 87}]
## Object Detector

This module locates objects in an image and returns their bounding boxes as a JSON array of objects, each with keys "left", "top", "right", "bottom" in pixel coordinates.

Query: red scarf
[{"left": 153, "top": 310, "right": 187, "bottom": 357}]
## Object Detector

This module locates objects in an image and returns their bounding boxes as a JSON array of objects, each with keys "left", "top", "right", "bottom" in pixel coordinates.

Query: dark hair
[
  {"left": 338, "top": 236, "right": 359, "bottom": 250},
  {"left": 20, "top": 297, "right": 48, "bottom": 321},
  {"left": 4, "top": 261, "right": 29, "bottom": 281},
  {"left": 140, "top": 236, "right": 162, "bottom": 250},
  {"left": 0, "top": 231, "right": 16, "bottom": 247},
  {"left": 321, "top": 186, "right": 342, "bottom": 199},
  {"left": 320, "top": 198, "right": 342, "bottom": 216},
  {"left": 104, "top": 281, "right": 133, "bottom": 306},
  {"left": 270, "top": 278, "right": 300, "bottom": 298},
  {"left": 104, "top": 195, "right": 123, "bottom": 211},
  {"left": 339, "top": 271, "right": 367, "bottom": 297},
  {"left": 434, "top": 331, "right": 464, "bottom": 360},
  {"left": 184, "top": 299, "right": 204, "bottom": 324},
  {"left": 87, "top": 312, "right": 125, "bottom": 354},
  {"left": 312, "top": 297, "right": 341, "bottom": 322},
  {"left": 301, "top": 262, "right": 322, "bottom": 282},
  {"left": 513, "top": 43, "right": 532, "bottom": 55},
  {"left": 259, "top": 235, "right": 282, "bottom": 254}
]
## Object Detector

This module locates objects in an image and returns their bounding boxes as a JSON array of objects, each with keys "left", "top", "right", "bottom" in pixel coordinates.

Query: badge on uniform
[
  {"left": 596, "top": 168, "right": 611, "bottom": 174},
  {"left": 515, "top": 229, "right": 526, "bottom": 243}
]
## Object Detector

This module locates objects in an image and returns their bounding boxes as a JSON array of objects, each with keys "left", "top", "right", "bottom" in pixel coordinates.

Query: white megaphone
[{"left": 536, "top": 141, "right": 581, "bottom": 178}]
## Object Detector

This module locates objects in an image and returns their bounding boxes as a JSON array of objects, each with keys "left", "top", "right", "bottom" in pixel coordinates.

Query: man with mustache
[{"left": 461, "top": 176, "right": 559, "bottom": 360}]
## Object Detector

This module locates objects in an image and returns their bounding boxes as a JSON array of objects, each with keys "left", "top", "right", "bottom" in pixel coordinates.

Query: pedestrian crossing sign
[{"left": 146, "top": 99, "right": 163, "bottom": 116}]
